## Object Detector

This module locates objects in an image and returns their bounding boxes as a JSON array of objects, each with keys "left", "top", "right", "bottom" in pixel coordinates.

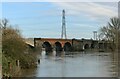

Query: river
[{"left": 19, "top": 51, "right": 117, "bottom": 77}]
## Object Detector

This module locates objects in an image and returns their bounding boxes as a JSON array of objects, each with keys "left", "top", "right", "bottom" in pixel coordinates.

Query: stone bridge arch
[
  {"left": 54, "top": 41, "right": 62, "bottom": 52},
  {"left": 84, "top": 44, "right": 89, "bottom": 49},
  {"left": 63, "top": 42, "right": 72, "bottom": 52},
  {"left": 42, "top": 41, "right": 51, "bottom": 48},
  {"left": 42, "top": 41, "right": 52, "bottom": 55}
]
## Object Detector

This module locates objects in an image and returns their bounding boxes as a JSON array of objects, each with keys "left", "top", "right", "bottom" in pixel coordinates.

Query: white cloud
[
  {"left": 51, "top": 2, "right": 117, "bottom": 21},
  {"left": 72, "top": 23, "right": 97, "bottom": 28}
]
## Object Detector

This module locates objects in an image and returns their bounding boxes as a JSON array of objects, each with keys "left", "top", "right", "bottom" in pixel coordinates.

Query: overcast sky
[{"left": 2, "top": 2, "right": 118, "bottom": 39}]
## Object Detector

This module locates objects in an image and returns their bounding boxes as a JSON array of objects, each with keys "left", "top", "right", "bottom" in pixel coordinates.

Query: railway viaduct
[{"left": 33, "top": 38, "right": 108, "bottom": 55}]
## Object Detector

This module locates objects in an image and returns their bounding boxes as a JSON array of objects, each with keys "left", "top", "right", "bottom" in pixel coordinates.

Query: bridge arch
[
  {"left": 84, "top": 44, "right": 89, "bottom": 49},
  {"left": 91, "top": 43, "right": 95, "bottom": 49},
  {"left": 55, "top": 42, "right": 62, "bottom": 51},
  {"left": 42, "top": 41, "right": 52, "bottom": 55},
  {"left": 63, "top": 42, "right": 72, "bottom": 52},
  {"left": 55, "top": 42, "right": 63, "bottom": 56}
]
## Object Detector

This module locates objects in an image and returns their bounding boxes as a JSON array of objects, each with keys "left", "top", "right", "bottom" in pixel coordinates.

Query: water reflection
[{"left": 19, "top": 51, "right": 117, "bottom": 77}]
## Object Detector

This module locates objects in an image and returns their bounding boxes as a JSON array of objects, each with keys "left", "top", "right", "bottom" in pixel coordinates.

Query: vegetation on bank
[
  {"left": 1, "top": 19, "right": 37, "bottom": 76},
  {"left": 99, "top": 17, "right": 120, "bottom": 52}
]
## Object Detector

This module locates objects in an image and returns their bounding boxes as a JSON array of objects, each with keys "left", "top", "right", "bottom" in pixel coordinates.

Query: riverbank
[{"left": 2, "top": 51, "right": 40, "bottom": 77}]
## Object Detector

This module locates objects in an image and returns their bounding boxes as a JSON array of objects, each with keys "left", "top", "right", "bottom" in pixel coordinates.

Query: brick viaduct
[{"left": 33, "top": 38, "right": 110, "bottom": 55}]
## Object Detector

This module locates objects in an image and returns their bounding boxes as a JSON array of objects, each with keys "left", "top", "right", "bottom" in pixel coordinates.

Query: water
[{"left": 19, "top": 51, "right": 117, "bottom": 77}]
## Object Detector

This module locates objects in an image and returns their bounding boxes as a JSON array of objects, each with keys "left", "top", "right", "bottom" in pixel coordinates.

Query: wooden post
[{"left": 16, "top": 60, "right": 20, "bottom": 67}]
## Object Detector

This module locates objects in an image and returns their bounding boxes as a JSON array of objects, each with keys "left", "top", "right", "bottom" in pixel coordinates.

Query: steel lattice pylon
[{"left": 61, "top": 9, "right": 67, "bottom": 39}]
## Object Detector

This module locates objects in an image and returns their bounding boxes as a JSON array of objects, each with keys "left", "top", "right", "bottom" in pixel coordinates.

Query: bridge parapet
[{"left": 24, "top": 38, "right": 34, "bottom": 47}]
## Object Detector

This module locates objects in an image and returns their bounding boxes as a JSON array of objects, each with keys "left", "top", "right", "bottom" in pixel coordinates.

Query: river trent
[{"left": 19, "top": 51, "right": 117, "bottom": 77}]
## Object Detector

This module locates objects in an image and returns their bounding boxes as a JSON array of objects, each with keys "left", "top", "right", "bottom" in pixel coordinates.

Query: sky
[{"left": 2, "top": 2, "right": 118, "bottom": 39}]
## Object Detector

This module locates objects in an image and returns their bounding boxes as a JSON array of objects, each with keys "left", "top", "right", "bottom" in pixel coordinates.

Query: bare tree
[{"left": 99, "top": 17, "right": 120, "bottom": 51}]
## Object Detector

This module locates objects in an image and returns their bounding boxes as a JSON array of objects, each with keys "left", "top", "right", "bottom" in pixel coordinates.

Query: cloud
[
  {"left": 72, "top": 23, "right": 97, "bottom": 28},
  {"left": 51, "top": 2, "right": 117, "bottom": 21}
]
